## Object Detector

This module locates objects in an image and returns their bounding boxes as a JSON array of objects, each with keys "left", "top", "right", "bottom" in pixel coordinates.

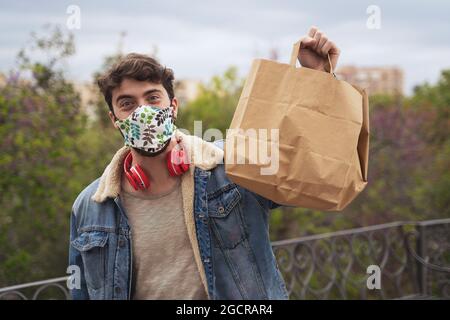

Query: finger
[
  {"left": 323, "top": 41, "right": 340, "bottom": 69},
  {"left": 308, "top": 26, "right": 318, "bottom": 38},
  {"left": 317, "top": 35, "right": 328, "bottom": 54},
  {"left": 320, "top": 40, "right": 333, "bottom": 57},
  {"left": 326, "top": 41, "right": 340, "bottom": 57},
  {"left": 330, "top": 42, "right": 341, "bottom": 56},
  {"left": 313, "top": 31, "right": 323, "bottom": 50},
  {"left": 299, "top": 36, "right": 317, "bottom": 49},
  {"left": 329, "top": 43, "right": 341, "bottom": 68}
]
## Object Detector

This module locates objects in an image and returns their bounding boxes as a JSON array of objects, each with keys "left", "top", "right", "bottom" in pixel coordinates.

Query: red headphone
[{"left": 123, "top": 139, "right": 190, "bottom": 191}]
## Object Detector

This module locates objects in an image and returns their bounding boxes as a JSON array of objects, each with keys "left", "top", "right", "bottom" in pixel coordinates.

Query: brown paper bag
[{"left": 224, "top": 40, "right": 369, "bottom": 211}]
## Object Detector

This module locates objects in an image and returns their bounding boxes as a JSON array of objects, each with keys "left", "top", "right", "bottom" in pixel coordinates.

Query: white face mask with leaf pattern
[{"left": 115, "top": 105, "right": 176, "bottom": 154}]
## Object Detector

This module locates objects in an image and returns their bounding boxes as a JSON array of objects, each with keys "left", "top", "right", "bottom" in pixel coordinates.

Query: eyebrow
[
  {"left": 143, "top": 89, "right": 163, "bottom": 97},
  {"left": 115, "top": 89, "right": 163, "bottom": 104}
]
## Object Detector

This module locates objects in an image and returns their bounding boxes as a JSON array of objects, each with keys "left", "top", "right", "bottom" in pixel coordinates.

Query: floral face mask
[{"left": 115, "top": 105, "right": 176, "bottom": 154}]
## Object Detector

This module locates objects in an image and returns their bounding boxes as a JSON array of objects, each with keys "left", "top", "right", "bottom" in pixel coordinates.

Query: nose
[
  {"left": 136, "top": 98, "right": 150, "bottom": 107},
  {"left": 138, "top": 100, "right": 165, "bottom": 109}
]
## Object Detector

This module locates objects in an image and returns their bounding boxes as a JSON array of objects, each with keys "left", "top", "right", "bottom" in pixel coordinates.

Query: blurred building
[
  {"left": 0, "top": 73, "right": 5, "bottom": 86},
  {"left": 336, "top": 66, "right": 404, "bottom": 96},
  {"left": 174, "top": 79, "right": 201, "bottom": 106},
  {"left": 72, "top": 82, "right": 98, "bottom": 121}
]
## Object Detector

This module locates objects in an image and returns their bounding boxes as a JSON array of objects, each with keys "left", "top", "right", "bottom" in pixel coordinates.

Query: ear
[
  {"left": 109, "top": 111, "right": 119, "bottom": 129},
  {"left": 171, "top": 97, "right": 179, "bottom": 120}
]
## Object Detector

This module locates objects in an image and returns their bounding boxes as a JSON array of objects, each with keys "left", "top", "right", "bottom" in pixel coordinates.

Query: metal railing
[
  {"left": 272, "top": 218, "right": 450, "bottom": 299},
  {"left": 1, "top": 218, "right": 449, "bottom": 300},
  {"left": 0, "top": 277, "right": 70, "bottom": 300}
]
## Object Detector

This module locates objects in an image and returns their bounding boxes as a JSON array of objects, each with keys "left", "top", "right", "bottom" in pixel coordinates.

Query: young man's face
[{"left": 109, "top": 78, "right": 178, "bottom": 127}]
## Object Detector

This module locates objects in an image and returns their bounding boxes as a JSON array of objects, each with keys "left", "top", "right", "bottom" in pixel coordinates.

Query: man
[{"left": 69, "top": 26, "right": 340, "bottom": 300}]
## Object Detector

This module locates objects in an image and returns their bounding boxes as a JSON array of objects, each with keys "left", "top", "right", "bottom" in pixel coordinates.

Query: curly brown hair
[{"left": 97, "top": 53, "right": 175, "bottom": 113}]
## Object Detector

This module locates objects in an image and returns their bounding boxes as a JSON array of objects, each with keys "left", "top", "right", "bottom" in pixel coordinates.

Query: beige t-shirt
[{"left": 120, "top": 178, "right": 208, "bottom": 300}]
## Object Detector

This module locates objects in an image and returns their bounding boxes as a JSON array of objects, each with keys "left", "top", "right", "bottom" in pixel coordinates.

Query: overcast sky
[{"left": 1, "top": 0, "right": 449, "bottom": 95}]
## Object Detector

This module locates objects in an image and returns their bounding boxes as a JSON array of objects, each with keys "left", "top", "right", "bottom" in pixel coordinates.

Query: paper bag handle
[{"left": 290, "top": 40, "right": 334, "bottom": 74}]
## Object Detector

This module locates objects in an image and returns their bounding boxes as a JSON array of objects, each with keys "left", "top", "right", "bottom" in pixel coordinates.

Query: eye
[
  {"left": 147, "top": 95, "right": 160, "bottom": 102},
  {"left": 121, "top": 100, "right": 135, "bottom": 109}
]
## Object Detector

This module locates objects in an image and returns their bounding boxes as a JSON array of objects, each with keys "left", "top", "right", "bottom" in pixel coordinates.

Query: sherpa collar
[{"left": 91, "top": 129, "right": 224, "bottom": 203}]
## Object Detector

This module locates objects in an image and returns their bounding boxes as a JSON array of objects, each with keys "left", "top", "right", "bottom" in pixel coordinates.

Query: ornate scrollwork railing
[{"left": 272, "top": 218, "right": 450, "bottom": 299}]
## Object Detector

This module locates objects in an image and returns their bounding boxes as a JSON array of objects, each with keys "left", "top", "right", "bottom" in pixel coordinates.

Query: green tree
[
  {"left": 0, "top": 26, "right": 86, "bottom": 285},
  {"left": 177, "top": 67, "right": 244, "bottom": 137},
  {"left": 407, "top": 71, "right": 450, "bottom": 217}
]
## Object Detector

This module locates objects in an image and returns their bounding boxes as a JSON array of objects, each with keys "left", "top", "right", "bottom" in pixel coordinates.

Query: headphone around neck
[{"left": 123, "top": 138, "right": 190, "bottom": 191}]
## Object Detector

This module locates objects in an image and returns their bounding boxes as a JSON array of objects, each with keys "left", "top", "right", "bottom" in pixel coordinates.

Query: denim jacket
[{"left": 68, "top": 130, "right": 290, "bottom": 300}]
